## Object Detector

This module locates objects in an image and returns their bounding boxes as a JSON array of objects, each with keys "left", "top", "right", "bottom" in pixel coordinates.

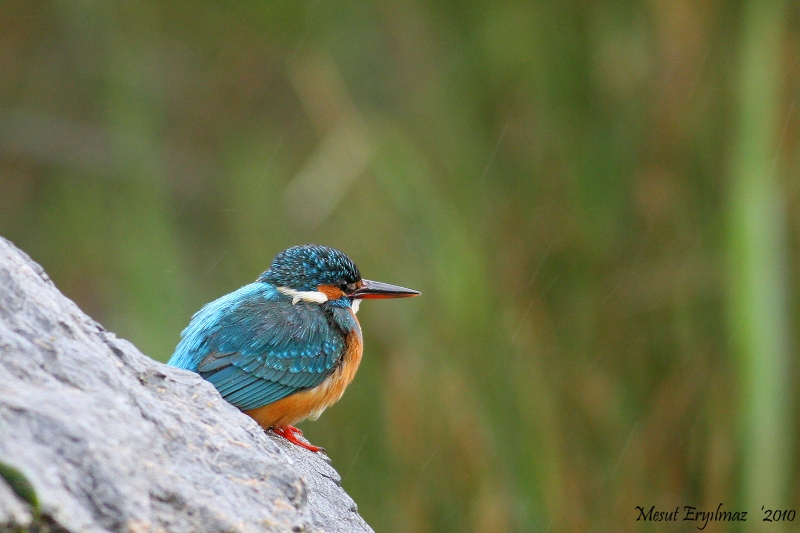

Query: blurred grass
[
  {"left": 0, "top": 1, "right": 798, "bottom": 531},
  {"left": 729, "top": 0, "right": 792, "bottom": 527}
]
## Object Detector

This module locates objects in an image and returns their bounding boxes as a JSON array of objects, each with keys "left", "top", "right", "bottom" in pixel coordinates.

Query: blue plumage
[
  {"left": 169, "top": 281, "right": 355, "bottom": 410},
  {"left": 167, "top": 244, "right": 419, "bottom": 451},
  {"left": 258, "top": 244, "right": 360, "bottom": 291}
]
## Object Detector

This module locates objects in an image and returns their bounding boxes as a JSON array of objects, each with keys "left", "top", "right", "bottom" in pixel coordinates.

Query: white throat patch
[
  {"left": 278, "top": 287, "right": 328, "bottom": 305},
  {"left": 351, "top": 298, "right": 361, "bottom": 314}
]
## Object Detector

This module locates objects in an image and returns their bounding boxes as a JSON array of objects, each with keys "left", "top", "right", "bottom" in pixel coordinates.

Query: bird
[{"left": 167, "top": 244, "right": 419, "bottom": 452}]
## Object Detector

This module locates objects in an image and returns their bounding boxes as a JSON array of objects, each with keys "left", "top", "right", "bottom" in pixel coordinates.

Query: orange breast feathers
[{"left": 244, "top": 325, "right": 364, "bottom": 429}]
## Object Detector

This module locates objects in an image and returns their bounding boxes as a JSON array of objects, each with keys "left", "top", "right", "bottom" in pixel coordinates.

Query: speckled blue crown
[{"left": 258, "top": 245, "right": 361, "bottom": 291}]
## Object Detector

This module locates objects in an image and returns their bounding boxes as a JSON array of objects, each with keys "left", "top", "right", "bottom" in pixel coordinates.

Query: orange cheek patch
[{"left": 317, "top": 284, "right": 345, "bottom": 300}]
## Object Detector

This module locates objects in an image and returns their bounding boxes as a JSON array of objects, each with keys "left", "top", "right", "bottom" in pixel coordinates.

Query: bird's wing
[{"left": 170, "top": 283, "right": 345, "bottom": 410}]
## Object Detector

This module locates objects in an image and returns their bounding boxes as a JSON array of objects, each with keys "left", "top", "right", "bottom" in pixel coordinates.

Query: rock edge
[{"left": 0, "top": 237, "right": 372, "bottom": 533}]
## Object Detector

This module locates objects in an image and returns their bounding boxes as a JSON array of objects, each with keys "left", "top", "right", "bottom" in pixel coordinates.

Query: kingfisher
[{"left": 168, "top": 244, "right": 419, "bottom": 452}]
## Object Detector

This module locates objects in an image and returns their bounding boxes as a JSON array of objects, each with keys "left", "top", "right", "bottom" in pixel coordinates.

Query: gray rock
[{"left": 0, "top": 237, "right": 372, "bottom": 533}]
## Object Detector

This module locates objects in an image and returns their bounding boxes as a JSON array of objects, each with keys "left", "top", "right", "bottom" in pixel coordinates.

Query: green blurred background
[{"left": 1, "top": 1, "right": 798, "bottom": 531}]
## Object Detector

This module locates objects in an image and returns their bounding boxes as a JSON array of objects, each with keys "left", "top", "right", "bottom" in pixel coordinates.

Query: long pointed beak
[{"left": 350, "top": 279, "right": 420, "bottom": 299}]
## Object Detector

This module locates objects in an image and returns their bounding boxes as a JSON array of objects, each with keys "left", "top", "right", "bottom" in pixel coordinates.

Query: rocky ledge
[{"left": 0, "top": 237, "right": 372, "bottom": 533}]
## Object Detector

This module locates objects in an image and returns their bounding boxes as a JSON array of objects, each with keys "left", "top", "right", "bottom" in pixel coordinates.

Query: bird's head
[{"left": 258, "top": 244, "right": 419, "bottom": 309}]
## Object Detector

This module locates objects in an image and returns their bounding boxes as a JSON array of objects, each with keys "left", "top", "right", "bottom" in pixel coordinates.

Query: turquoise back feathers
[
  {"left": 168, "top": 244, "right": 366, "bottom": 412},
  {"left": 168, "top": 244, "right": 418, "bottom": 417},
  {"left": 169, "top": 281, "right": 359, "bottom": 410}
]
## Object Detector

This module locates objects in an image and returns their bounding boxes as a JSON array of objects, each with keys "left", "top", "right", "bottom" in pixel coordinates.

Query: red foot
[{"left": 272, "top": 425, "right": 325, "bottom": 453}]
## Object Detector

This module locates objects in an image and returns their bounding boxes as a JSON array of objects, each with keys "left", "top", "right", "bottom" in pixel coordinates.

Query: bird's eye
[{"left": 340, "top": 282, "right": 358, "bottom": 294}]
